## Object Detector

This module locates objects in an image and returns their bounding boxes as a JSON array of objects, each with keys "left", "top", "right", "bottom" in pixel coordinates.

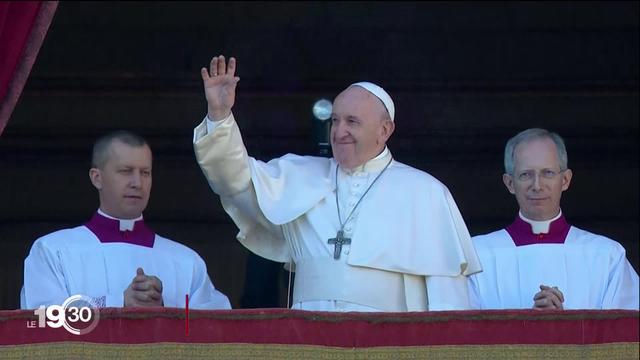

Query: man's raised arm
[{"left": 194, "top": 55, "right": 250, "bottom": 197}]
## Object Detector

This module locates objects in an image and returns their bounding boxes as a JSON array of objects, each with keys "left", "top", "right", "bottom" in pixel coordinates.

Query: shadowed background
[{"left": 0, "top": 1, "right": 637, "bottom": 309}]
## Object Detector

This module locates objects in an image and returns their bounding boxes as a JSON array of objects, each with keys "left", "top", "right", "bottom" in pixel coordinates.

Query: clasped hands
[
  {"left": 532, "top": 284, "right": 564, "bottom": 310},
  {"left": 124, "top": 267, "right": 164, "bottom": 307}
]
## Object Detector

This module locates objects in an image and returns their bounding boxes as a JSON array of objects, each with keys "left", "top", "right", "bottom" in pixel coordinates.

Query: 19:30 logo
[{"left": 30, "top": 295, "right": 100, "bottom": 335}]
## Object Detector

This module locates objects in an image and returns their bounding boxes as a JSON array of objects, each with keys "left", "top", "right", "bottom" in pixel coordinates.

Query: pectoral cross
[{"left": 328, "top": 230, "right": 351, "bottom": 260}]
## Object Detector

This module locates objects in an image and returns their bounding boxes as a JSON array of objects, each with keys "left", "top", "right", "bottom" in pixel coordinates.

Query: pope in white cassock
[
  {"left": 21, "top": 131, "right": 231, "bottom": 310},
  {"left": 468, "top": 128, "right": 639, "bottom": 310},
  {"left": 192, "top": 55, "right": 482, "bottom": 312}
]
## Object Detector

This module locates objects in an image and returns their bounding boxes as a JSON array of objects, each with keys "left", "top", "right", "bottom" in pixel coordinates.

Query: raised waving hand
[{"left": 201, "top": 55, "right": 240, "bottom": 121}]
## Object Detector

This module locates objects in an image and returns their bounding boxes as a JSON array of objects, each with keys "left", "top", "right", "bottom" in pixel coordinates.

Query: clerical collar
[
  {"left": 341, "top": 147, "right": 392, "bottom": 175},
  {"left": 85, "top": 211, "right": 155, "bottom": 247},
  {"left": 97, "top": 209, "right": 142, "bottom": 231},
  {"left": 506, "top": 211, "right": 570, "bottom": 247},
  {"left": 519, "top": 210, "right": 562, "bottom": 234}
]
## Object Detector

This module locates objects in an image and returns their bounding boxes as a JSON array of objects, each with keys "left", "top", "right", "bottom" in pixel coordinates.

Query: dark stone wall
[{"left": 1, "top": 1, "right": 637, "bottom": 309}]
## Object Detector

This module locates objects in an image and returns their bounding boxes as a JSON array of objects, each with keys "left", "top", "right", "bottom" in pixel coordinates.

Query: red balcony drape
[
  {"left": 1, "top": 308, "right": 638, "bottom": 359},
  {"left": 0, "top": 1, "right": 57, "bottom": 136}
]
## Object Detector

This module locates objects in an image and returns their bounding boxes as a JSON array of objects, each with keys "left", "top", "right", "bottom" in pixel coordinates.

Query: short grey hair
[
  {"left": 504, "top": 128, "right": 568, "bottom": 175},
  {"left": 91, "top": 130, "right": 149, "bottom": 169}
]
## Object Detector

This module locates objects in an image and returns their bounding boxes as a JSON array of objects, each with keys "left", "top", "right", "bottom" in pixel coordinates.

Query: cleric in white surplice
[
  {"left": 192, "top": 55, "right": 482, "bottom": 312},
  {"left": 468, "top": 128, "right": 639, "bottom": 310},
  {"left": 21, "top": 131, "right": 230, "bottom": 310}
]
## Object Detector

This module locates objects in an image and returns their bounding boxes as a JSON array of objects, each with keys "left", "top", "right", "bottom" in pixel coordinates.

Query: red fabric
[
  {"left": 1, "top": 308, "right": 638, "bottom": 346},
  {"left": 0, "top": 1, "right": 57, "bottom": 136},
  {"left": 84, "top": 212, "right": 156, "bottom": 248},
  {"left": 0, "top": 2, "right": 39, "bottom": 101},
  {"left": 506, "top": 214, "right": 571, "bottom": 246}
]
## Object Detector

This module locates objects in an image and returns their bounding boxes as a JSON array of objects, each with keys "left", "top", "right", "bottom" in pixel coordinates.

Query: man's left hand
[
  {"left": 124, "top": 267, "right": 164, "bottom": 307},
  {"left": 532, "top": 284, "right": 564, "bottom": 310}
]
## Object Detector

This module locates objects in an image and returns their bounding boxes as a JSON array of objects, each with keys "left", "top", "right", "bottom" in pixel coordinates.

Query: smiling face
[
  {"left": 89, "top": 140, "right": 152, "bottom": 219},
  {"left": 503, "top": 137, "right": 572, "bottom": 221},
  {"left": 330, "top": 86, "right": 394, "bottom": 169}
]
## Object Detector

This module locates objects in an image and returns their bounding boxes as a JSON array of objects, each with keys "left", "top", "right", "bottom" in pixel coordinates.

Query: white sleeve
[
  {"left": 467, "top": 274, "right": 484, "bottom": 309},
  {"left": 193, "top": 114, "right": 228, "bottom": 143},
  {"left": 22, "top": 239, "right": 71, "bottom": 309},
  {"left": 193, "top": 113, "right": 252, "bottom": 197},
  {"left": 193, "top": 112, "right": 287, "bottom": 262},
  {"left": 602, "top": 249, "right": 640, "bottom": 310},
  {"left": 104, "top": 294, "right": 124, "bottom": 307},
  {"left": 426, "top": 275, "right": 472, "bottom": 311},
  {"left": 186, "top": 255, "right": 231, "bottom": 310},
  {"left": 22, "top": 239, "right": 126, "bottom": 309}
]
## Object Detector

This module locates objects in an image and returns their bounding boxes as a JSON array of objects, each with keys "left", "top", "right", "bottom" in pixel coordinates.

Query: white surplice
[
  {"left": 21, "top": 225, "right": 231, "bottom": 310},
  {"left": 193, "top": 114, "right": 482, "bottom": 311},
  {"left": 468, "top": 226, "right": 640, "bottom": 310}
]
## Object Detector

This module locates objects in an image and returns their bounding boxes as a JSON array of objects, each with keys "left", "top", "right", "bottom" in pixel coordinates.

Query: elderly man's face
[
  {"left": 503, "top": 138, "right": 572, "bottom": 221},
  {"left": 330, "top": 86, "right": 394, "bottom": 169},
  {"left": 90, "top": 140, "right": 153, "bottom": 219}
]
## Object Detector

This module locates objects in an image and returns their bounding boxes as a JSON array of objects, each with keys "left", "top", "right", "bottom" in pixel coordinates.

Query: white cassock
[
  {"left": 21, "top": 211, "right": 231, "bottom": 310},
  {"left": 193, "top": 114, "right": 482, "bottom": 312},
  {"left": 468, "top": 213, "right": 640, "bottom": 310}
]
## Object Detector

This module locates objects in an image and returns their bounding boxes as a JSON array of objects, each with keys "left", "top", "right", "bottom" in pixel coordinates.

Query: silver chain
[{"left": 335, "top": 157, "right": 393, "bottom": 230}]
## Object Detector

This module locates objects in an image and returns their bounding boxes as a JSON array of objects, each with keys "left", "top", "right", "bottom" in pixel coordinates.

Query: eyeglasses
[{"left": 515, "top": 169, "right": 565, "bottom": 182}]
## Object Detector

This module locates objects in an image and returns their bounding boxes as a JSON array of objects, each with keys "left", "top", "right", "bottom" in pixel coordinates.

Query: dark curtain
[{"left": 0, "top": 1, "right": 57, "bottom": 135}]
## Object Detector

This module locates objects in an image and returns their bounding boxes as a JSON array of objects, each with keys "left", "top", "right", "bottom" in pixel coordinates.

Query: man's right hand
[
  {"left": 532, "top": 284, "right": 565, "bottom": 310},
  {"left": 124, "top": 267, "right": 164, "bottom": 307},
  {"left": 201, "top": 55, "right": 240, "bottom": 121}
]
